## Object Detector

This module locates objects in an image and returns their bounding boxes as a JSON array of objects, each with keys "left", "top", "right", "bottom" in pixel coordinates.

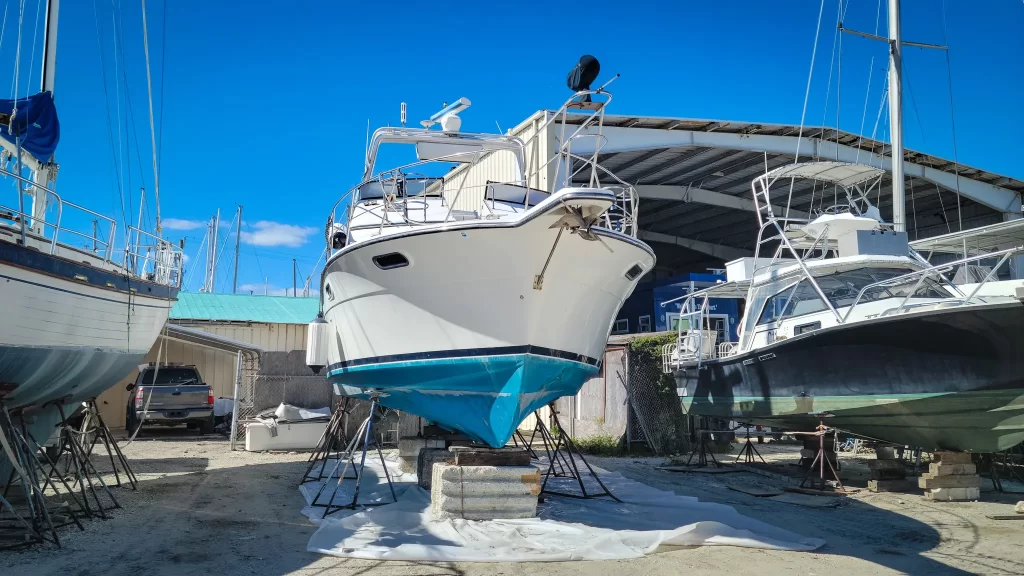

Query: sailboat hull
[
  {"left": 0, "top": 243, "right": 175, "bottom": 466},
  {"left": 322, "top": 202, "right": 654, "bottom": 447},
  {"left": 675, "top": 302, "right": 1024, "bottom": 452}
]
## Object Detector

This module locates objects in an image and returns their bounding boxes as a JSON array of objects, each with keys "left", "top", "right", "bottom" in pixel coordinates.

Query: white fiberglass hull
[
  {"left": 321, "top": 190, "right": 655, "bottom": 445},
  {"left": 0, "top": 258, "right": 173, "bottom": 409}
]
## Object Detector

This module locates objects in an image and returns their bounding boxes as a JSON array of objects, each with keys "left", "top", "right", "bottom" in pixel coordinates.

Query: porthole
[
  {"left": 325, "top": 283, "right": 335, "bottom": 301},
  {"left": 373, "top": 252, "right": 409, "bottom": 270},
  {"left": 624, "top": 264, "right": 644, "bottom": 281}
]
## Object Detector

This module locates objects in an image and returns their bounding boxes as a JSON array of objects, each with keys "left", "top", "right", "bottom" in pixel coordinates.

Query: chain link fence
[
  {"left": 625, "top": 336, "right": 692, "bottom": 455},
  {"left": 230, "top": 349, "right": 335, "bottom": 446}
]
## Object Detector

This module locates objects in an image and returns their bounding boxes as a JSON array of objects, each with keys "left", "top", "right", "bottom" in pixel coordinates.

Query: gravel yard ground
[{"left": 2, "top": 431, "right": 1023, "bottom": 575}]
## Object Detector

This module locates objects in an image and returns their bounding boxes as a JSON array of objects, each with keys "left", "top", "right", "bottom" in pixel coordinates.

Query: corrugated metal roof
[{"left": 170, "top": 293, "right": 319, "bottom": 324}]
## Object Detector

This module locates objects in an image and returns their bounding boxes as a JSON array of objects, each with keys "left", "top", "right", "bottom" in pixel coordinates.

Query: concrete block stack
[
  {"left": 919, "top": 452, "right": 980, "bottom": 501},
  {"left": 416, "top": 446, "right": 453, "bottom": 489},
  {"left": 867, "top": 447, "right": 910, "bottom": 492},
  {"left": 430, "top": 463, "right": 541, "bottom": 520}
]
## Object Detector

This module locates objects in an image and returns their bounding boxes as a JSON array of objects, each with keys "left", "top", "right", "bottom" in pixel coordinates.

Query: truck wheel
[
  {"left": 199, "top": 416, "right": 215, "bottom": 435},
  {"left": 127, "top": 410, "right": 143, "bottom": 438}
]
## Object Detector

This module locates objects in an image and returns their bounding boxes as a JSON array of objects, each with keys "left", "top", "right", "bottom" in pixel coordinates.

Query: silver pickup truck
[{"left": 125, "top": 364, "right": 215, "bottom": 435}]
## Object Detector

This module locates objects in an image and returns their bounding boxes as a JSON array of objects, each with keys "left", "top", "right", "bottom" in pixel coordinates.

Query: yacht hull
[
  {"left": 675, "top": 303, "right": 1024, "bottom": 452},
  {"left": 323, "top": 204, "right": 654, "bottom": 447}
]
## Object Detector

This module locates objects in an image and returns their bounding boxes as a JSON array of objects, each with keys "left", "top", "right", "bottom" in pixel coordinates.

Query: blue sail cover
[{"left": 0, "top": 92, "right": 60, "bottom": 162}]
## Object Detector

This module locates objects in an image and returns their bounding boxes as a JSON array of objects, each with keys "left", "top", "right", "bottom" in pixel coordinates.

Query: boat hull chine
[{"left": 329, "top": 353, "right": 599, "bottom": 447}]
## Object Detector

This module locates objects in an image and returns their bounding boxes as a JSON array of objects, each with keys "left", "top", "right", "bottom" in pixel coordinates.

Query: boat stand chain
[
  {"left": 300, "top": 397, "right": 354, "bottom": 485},
  {"left": 735, "top": 429, "right": 766, "bottom": 465},
  {"left": 685, "top": 429, "right": 721, "bottom": 468},
  {"left": 306, "top": 396, "right": 397, "bottom": 517},
  {"left": 799, "top": 422, "right": 845, "bottom": 492},
  {"left": 533, "top": 403, "right": 621, "bottom": 502}
]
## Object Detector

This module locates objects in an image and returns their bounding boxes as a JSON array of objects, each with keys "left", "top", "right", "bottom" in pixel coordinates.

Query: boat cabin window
[
  {"left": 757, "top": 280, "right": 827, "bottom": 325},
  {"left": 757, "top": 267, "right": 949, "bottom": 325},
  {"left": 815, "top": 268, "right": 948, "bottom": 308},
  {"left": 357, "top": 177, "right": 441, "bottom": 201}
]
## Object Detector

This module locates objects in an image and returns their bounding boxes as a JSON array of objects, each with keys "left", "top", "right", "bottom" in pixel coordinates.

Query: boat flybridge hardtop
[
  {"left": 0, "top": 1, "right": 182, "bottom": 468},
  {"left": 306, "top": 70, "right": 655, "bottom": 447},
  {"left": 662, "top": 161, "right": 1024, "bottom": 452}
]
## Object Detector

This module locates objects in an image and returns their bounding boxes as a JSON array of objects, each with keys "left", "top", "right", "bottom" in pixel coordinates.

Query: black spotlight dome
[{"left": 566, "top": 55, "right": 600, "bottom": 93}]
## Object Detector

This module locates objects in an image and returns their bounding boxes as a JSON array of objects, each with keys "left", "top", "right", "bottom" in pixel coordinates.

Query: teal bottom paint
[{"left": 328, "top": 354, "right": 598, "bottom": 447}]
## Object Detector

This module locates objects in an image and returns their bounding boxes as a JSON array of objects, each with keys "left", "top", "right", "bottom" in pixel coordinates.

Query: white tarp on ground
[{"left": 300, "top": 457, "right": 825, "bottom": 562}]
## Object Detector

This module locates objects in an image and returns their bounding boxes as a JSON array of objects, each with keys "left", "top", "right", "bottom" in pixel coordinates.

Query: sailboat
[
  {"left": 662, "top": 1, "right": 1024, "bottom": 452},
  {"left": 307, "top": 62, "right": 655, "bottom": 447},
  {"left": 0, "top": 1, "right": 181, "bottom": 450}
]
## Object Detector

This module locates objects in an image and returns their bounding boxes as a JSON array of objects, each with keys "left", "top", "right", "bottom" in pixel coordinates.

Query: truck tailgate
[{"left": 140, "top": 385, "right": 209, "bottom": 410}]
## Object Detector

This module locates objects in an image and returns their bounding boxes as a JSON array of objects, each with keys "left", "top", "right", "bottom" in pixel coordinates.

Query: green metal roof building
[{"left": 170, "top": 292, "right": 320, "bottom": 324}]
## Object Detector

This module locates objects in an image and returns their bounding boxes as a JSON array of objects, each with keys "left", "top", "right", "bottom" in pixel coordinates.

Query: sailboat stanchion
[
  {"left": 307, "top": 396, "right": 397, "bottom": 517},
  {"left": 534, "top": 403, "right": 621, "bottom": 502}
]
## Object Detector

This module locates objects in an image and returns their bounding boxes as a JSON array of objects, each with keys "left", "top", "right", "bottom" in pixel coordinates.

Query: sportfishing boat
[
  {"left": 662, "top": 161, "right": 1024, "bottom": 452},
  {"left": 307, "top": 65, "right": 655, "bottom": 447},
  {"left": 0, "top": 1, "right": 181, "bottom": 449}
]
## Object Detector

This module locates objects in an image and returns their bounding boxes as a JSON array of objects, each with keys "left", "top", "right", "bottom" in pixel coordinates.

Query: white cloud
[
  {"left": 181, "top": 253, "right": 191, "bottom": 264},
  {"left": 162, "top": 218, "right": 207, "bottom": 231},
  {"left": 241, "top": 220, "right": 318, "bottom": 248},
  {"left": 237, "top": 283, "right": 318, "bottom": 297}
]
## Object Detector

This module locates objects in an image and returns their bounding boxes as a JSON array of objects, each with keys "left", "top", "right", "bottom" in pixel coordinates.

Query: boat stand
[
  {"left": 981, "top": 450, "right": 1024, "bottom": 495},
  {"left": 0, "top": 403, "right": 67, "bottom": 550},
  {"left": 511, "top": 427, "right": 541, "bottom": 460},
  {"left": 77, "top": 399, "right": 137, "bottom": 490},
  {"left": 300, "top": 397, "right": 354, "bottom": 485},
  {"left": 307, "top": 397, "right": 397, "bottom": 517},
  {"left": 735, "top": 430, "right": 766, "bottom": 465},
  {"left": 45, "top": 401, "right": 122, "bottom": 519},
  {"left": 685, "top": 429, "right": 722, "bottom": 468},
  {"left": 800, "top": 422, "right": 845, "bottom": 492},
  {"left": 534, "top": 403, "right": 621, "bottom": 502}
]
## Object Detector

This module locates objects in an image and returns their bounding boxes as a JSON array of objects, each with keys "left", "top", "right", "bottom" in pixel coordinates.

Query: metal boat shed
[{"left": 545, "top": 113, "right": 1024, "bottom": 280}]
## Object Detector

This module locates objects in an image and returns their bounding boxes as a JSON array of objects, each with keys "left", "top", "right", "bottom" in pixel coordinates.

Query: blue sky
[{"left": 1, "top": 0, "right": 1021, "bottom": 294}]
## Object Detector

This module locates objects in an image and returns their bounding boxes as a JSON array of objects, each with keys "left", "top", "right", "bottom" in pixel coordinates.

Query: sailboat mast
[
  {"left": 887, "top": 0, "right": 905, "bottom": 232},
  {"left": 41, "top": 0, "right": 58, "bottom": 93},
  {"left": 28, "top": 0, "right": 59, "bottom": 234}
]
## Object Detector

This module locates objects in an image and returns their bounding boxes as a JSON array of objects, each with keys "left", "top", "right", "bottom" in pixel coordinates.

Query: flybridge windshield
[
  {"left": 357, "top": 177, "right": 442, "bottom": 200},
  {"left": 759, "top": 268, "right": 950, "bottom": 325}
]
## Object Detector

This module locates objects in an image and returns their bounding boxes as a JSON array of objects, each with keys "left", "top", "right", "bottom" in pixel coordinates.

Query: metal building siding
[
  {"left": 95, "top": 321, "right": 310, "bottom": 429},
  {"left": 441, "top": 111, "right": 556, "bottom": 212}
]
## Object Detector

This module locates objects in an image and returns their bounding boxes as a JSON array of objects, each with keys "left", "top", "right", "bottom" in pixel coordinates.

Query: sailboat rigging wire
[
  {"left": 10, "top": 0, "right": 23, "bottom": 100},
  {"left": 113, "top": 0, "right": 148, "bottom": 192},
  {"left": 816, "top": 2, "right": 840, "bottom": 160},
  {"left": 213, "top": 208, "right": 238, "bottom": 292},
  {"left": 111, "top": 0, "right": 128, "bottom": 225},
  {"left": 939, "top": 0, "right": 964, "bottom": 244},
  {"left": 0, "top": 5, "right": 9, "bottom": 58},
  {"left": 856, "top": 0, "right": 884, "bottom": 164},
  {"left": 934, "top": 183, "right": 952, "bottom": 234},
  {"left": 156, "top": 0, "right": 166, "bottom": 178},
  {"left": 140, "top": 0, "right": 162, "bottom": 235},
  {"left": 785, "top": 0, "right": 827, "bottom": 219},
  {"left": 92, "top": 0, "right": 130, "bottom": 232},
  {"left": 182, "top": 229, "right": 206, "bottom": 290},
  {"left": 868, "top": 71, "right": 889, "bottom": 168},
  {"left": 23, "top": 0, "right": 40, "bottom": 96}
]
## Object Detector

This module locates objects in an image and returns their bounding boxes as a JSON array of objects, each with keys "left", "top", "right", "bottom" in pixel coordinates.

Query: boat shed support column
[{"left": 1005, "top": 213, "right": 1024, "bottom": 280}]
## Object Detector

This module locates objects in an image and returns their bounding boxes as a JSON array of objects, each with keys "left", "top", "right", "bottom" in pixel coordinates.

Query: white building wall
[{"left": 441, "top": 111, "right": 557, "bottom": 212}]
